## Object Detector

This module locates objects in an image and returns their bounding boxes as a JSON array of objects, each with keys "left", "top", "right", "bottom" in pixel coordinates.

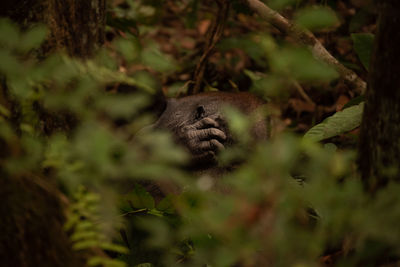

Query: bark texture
[
  {"left": 358, "top": 0, "right": 400, "bottom": 192},
  {"left": 1, "top": 0, "right": 106, "bottom": 58},
  {"left": 0, "top": 0, "right": 106, "bottom": 266},
  {"left": 0, "top": 174, "right": 82, "bottom": 267}
]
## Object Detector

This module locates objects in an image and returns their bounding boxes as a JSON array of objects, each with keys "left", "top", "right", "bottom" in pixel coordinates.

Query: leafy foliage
[
  {"left": 65, "top": 186, "right": 129, "bottom": 267},
  {"left": 3, "top": 0, "right": 399, "bottom": 266}
]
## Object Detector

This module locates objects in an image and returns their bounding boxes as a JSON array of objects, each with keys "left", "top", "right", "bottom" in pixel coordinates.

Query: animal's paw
[{"left": 179, "top": 116, "right": 227, "bottom": 163}]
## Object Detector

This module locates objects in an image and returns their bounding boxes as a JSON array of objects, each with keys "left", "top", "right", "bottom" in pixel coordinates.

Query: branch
[
  {"left": 190, "top": 0, "right": 230, "bottom": 95},
  {"left": 242, "top": 0, "right": 367, "bottom": 94}
]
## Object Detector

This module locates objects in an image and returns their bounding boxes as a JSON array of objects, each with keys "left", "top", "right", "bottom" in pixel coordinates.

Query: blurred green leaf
[
  {"left": 19, "top": 25, "right": 48, "bottom": 52},
  {"left": 128, "top": 184, "right": 155, "bottom": 210},
  {"left": 157, "top": 195, "right": 176, "bottom": 214},
  {"left": 0, "top": 104, "right": 10, "bottom": 118},
  {"left": 304, "top": 102, "right": 364, "bottom": 142},
  {"left": 134, "top": 263, "right": 153, "bottom": 267},
  {"left": 141, "top": 44, "right": 177, "bottom": 73},
  {"left": 0, "top": 19, "right": 19, "bottom": 47},
  {"left": 115, "top": 37, "right": 140, "bottom": 62},
  {"left": 0, "top": 50, "right": 22, "bottom": 77},
  {"left": 352, "top": 33, "right": 375, "bottom": 70},
  {"left": 96, "top": 93, "right": 150, "bottom": 119},
  {"left": 100, "top": 242, "right": 130, "bottom": 254},
  {"left": 295, "top": 6, "right": 339, "bottom": 31},
  {"left": 271, "top": 47, "right": 338, "bottom": 82},
  {"left": 88, "top": 256, "right": 127, "bottom": 267},
  {"left": 0, "top": 121, "right": 14, "bottom": 140},
  {"left": 218, "top": 37, "right": 266, "bottom": 67}
]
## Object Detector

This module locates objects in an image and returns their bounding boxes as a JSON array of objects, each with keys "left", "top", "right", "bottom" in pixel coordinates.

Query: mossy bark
[
  {"left": 0, "top": 1, "right": 106, "bottom": 266},
  {"left": 358, "top": 0, "right": 400, "bottom": 192}
]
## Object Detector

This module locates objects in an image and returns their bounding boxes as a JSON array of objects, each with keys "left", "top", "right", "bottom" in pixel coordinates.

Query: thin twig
[
  {"left": 292, "top": 80, "right": 316, "bottom": 106},
  {"left": 242, "top": 0, "right": 367, "bottom": 94},
  {"left": 190, "top": 0, "right": 230, "bottom": 95}
]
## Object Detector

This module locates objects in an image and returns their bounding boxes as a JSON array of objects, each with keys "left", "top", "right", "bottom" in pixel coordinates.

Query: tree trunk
[
  {"left": 0, "top": 1, "right": 106, "bottom": 266},
  {"left": 358, "top": 0, "right": 400, "bottom": 192},
  {"left": 1, "top": 0, "right": 106, "bottom": 58}
]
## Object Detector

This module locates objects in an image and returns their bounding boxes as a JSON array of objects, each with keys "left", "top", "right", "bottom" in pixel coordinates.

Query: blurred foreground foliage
[{"left": 2, "top": 0, "right": 398, "bottom": 266}]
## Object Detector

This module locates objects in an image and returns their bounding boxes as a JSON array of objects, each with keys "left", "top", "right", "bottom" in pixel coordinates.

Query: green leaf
[
  {"left": 88, "top": 256, "right": 127, "bottom": 267},
  {"left": 127, "top": 184, "right": 155, "bottom": 210},
  {"left": 115, "top": 38, "right": 140, "bottom": 62},
  {"left": 99, "top": 242, "right": 129, "bottom": 254},
  {"left": 351, "top": 33, "right": 375, "bottom": 70},
  {"left": 73, "top": 239, "right": 99, "bottom": 250},
  {"left": 156, "top": 195, "right": 176, "bottom": 214},
  {"left": 96, "top": 93, "right": 150, "bottom": 119},
  {"left": 0, "top": 19, "right": 19, "bottom": 47},
  {"left": 295, "top": 6, "right": 339, "bottom": 31},
  {"left": 218, "top": 37, "right": 266, "bottom": 67},
  {"left": 141, "top": 43, "right": 177, "bottom": 73},
  {"left": 70, "top": 231, "right": 98, "bottom": 242},
  {"left": 19, "top": 24, "right": 48, "bottom": 52},
  {"left": 135, "top": 263, "right": 154, "bottom": 267},
  {"left": 343, "top": 95, "right": 365, "bottom": 109},
  {"left": 271, "top": 47, "right": 338, "bottom": 82},
  {"left": 304, "top": 102, "right": 364, "bottom": 142},
  {"left": 0, "top": 104, "right": 11, "bottom": 117}
]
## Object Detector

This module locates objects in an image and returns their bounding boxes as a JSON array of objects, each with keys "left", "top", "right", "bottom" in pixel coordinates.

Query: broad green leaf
[
  {"left": 343, "top": 95, "right": 365, "bottom": 109},
  {"left": 351, "top": 33, "right": 375, "bottom": 70},
  {"left": 304, "top": 102, "right": 364, "bottom": 142},
  {"left": 295, "top": 6, "right": 339, "bottom": 31}
]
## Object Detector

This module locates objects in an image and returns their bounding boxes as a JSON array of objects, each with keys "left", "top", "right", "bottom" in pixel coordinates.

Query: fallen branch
[{"left": 242, "top": 0, "right": 367, "bottom": 94}]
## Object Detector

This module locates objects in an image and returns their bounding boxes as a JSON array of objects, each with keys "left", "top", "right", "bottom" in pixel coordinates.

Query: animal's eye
[{"left": 195, "top": 105, "right": 205, "bottom": 120}]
